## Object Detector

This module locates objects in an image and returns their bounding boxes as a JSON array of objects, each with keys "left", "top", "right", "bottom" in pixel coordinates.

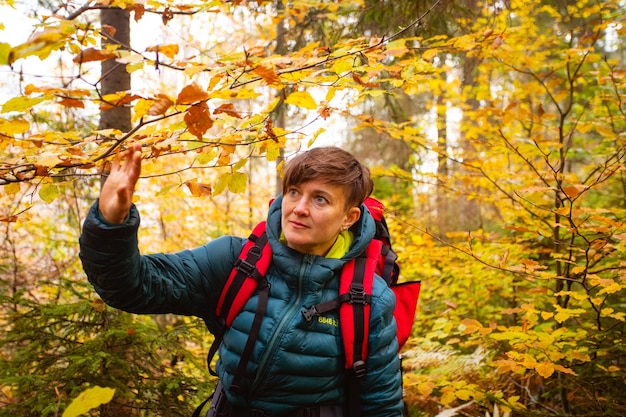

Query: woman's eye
[{"left": 314, "top": 196, "right": 328, "bottom": 205}]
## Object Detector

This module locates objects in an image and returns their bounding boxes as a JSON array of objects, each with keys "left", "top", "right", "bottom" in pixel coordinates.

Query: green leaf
[{"left": 62, "top": 386, "right": 115, "bottom": 417}]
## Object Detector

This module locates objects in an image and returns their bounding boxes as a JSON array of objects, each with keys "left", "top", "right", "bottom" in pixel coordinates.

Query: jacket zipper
[{"left": 248, "top": 254, "right": 314, "bottom": 397}]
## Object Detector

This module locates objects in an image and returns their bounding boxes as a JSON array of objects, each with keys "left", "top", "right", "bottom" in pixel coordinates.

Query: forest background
[{"left": 0, "top": 0, "right": 624, "bottom": 416}]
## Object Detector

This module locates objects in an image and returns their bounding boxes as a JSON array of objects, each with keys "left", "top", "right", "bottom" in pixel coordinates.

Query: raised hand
[{"left": 98, "top": 143, "right": 142, "bottom": 224}]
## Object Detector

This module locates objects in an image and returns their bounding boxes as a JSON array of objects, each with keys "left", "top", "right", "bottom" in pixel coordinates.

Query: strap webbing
[{"left": 230, "top": 277, "right": 270, "bottom": 394}]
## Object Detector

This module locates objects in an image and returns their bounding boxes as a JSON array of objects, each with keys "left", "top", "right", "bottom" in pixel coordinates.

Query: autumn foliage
[{"left": 0, "top": 0, "right": 625, "bottom": 416}]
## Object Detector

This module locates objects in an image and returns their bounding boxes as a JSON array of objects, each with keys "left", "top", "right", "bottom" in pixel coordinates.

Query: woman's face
[{"left": 281, "top": 180, "right": 361, "bottom": 256}]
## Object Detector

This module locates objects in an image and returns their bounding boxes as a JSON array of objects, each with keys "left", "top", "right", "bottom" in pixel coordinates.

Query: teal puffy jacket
[{"left": 79, "top": 196, "right": 403, "bottom": 416}]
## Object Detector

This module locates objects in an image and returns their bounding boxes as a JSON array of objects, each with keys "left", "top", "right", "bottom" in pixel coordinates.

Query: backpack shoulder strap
[
  {"left": 341, "top": 239, "right": 381, "bottom": 417},
  {"left": 340, "top": 239, "right": 381, "bottom": 373},
  {"left": 206, "top": 221, "right": 273, "bottom": 377},
  {"left": 216, "top": 221, "right": 272, "bottom": 326}
]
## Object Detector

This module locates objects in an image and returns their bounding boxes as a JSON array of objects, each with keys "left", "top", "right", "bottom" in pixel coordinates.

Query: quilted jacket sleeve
[
  {"left": 360, "top": 278, "right": 404, "bottom": 416},
  {"left": 79, "top": 201, "right": 242, "bottom": 323}
]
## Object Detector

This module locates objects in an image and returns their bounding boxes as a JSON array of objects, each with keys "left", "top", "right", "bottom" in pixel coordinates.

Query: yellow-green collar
[{"left": 279, "top": 230, "right": 354, "bottom": 258}]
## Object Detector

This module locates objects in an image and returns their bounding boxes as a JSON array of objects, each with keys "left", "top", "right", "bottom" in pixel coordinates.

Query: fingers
[
  {"left": 125, "top": 144, "right": 142, "bottom": 185},
  {"left": 98, "top": 144, "right": 142, "bottom": 225},
  {"left": 112, "top": 143, "right": 141, "bottom": 172}
]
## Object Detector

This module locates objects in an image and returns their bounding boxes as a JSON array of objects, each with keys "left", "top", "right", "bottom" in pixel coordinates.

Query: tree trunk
[{"left": 99, "top": 7, "right": 131, "bottom": 132}]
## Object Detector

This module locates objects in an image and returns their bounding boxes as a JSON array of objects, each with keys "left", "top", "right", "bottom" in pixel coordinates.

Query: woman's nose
[{"left": 293, "top": 198, "right": 309, "bottom": 215}]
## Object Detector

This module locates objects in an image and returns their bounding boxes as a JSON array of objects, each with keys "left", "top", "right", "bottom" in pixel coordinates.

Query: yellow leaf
[
  {"left": 9, "top": 23, "right": 74, "bottom": 64},
  {"left": 422, "top": 47, "right": 440, "bottom": 61},
  {"left": 62, "top": 386, "right": 115, "bottom": 417},
  {"left": 3, "top": 182, "right": 20, "bottom": 195},
  {"left": 213, "top": 173, "right": 229, "bottom": 195},
  {"left": 554, "top": 206, "right": 570, "bottom": 216},
  {"left": 228, "top": 171, "right": 248, "bottom": 193},
  {"left": 326, "top": 87, "right": 336, "bottom": 102},
  {"left": 417, "top": 381, "right": 436, "bottom": 396},
  {"left": 184, "top": 64, "right": 210, "bottom": 77},
  {"left": 331, "top": 57, "right": 353, "bottom": 75},
  {"left": 133, "top": 98, "right": 152, "bottom": 121},
  {"left": 37, "top": 155, "right": 63, "bottom": 168},
  {"left": 2, "top": 95, "right": 51, "bottom": 113},
  {"left": 39, "top": 184, "right": 59, "bottom": 203},
  {"left": 285, "top": 91, "right": 317, "bottom": 110},
  {"left": 541, "top": 311, "right": 554, "bottom": 320},
  {"left": 0, "top": 42, "right": 10, "bottom": 65},
  {"left": 459, "top": 318, "right": 490, "bottom": 335},
  {"left": 597, "top": 281, "right": 623, "bottom": 295},
  {"left": 0, "top": 118, "right": 29, "bottom": 136},
  {"left": 440, "top": 388, "right": 456, "bottom": 405},
  {"left": 213, "top": 172, "right": 248, "bottom": 195},
  {"left": 554, "top": 306, "right": 586, "bottom": 323},
  {"left": 553, "top": 364, "right": 577, "bottom": 376},
  {"left": 535, "top": 362, "right": 555, "bottom": 378},
  {"left": 232, "top": 158, "right": 248, "bottom": 171},
  {"left": 455, "top": 389, "right": 474, "bottom": 401}
]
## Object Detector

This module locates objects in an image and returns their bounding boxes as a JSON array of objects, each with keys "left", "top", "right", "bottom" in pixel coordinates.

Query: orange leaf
[
  {"left": 318, "top": 104, "right": 331, "bottom": 120},
  {"left": 0, "top": 215, "right": 18, "bottom": 223},
  {"left": 185, "top": 180, "right": 212, "bottom": 197},
  {"left": 162, "top": 7, "right": 174, "bottom": 25},
  {"left": 184, "top": 102, "right": 213, "bottom": 139},
  {"left": 176, "top": 82, "right": 209, "bottom": 105},
  {"left": 129, "top": 4, "right": 145, "bottom": 21},
  {"left": 252, "top": 63, "right": 281, "bottom": 86},
  {"left": 146, "top": 44, "right": 179, "bottom": 59},
  {"left": 213, "top": 103, "right": 241, "bottom": 118},
  {"left": 99, "top": 93, "right": 140, "bottom": 111},
  {"left": 247, "top": 45, "right": 266, "bottom": 57},
  {"left": 352, "top": 72, "right": 379, "bottom": 88},
  {"left": 265, "top": 118, "right": 277, "bottom": 142},
  {"left": 73, "top": 48, "right": 116, "bottom": 63},
  {"left": 101, "top": 24, "right": 116, "bottom": 37},
  {"left": 148, "top": 94, "right": 174, "bottom": 116},
  {"left": 562, "top": 184, "right": 588, "bottom": 199},
  {"left": 91, "top": 299, "right": 106, "bottom": 312},
  {"left": 58, "top": 98, "right": 85, "bottom": 109}
]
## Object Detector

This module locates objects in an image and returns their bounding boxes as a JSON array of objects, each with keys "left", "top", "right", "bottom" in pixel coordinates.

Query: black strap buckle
[
  {"left": 348, "top": 283, "right": 367, "bottom": 305},
  {"left": 301, "top": 306, "right": 318, "bottom": 322},
  {"left": 235, "top": 245, "right": 262, "bottom": 276},
  {"left": 352, "top": 360, "right": 367, "bottom": 378}
]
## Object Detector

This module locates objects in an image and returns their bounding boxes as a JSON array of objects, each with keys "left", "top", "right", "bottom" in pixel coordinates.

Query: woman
[{"left": 79, "top": 145, "right": 403, "bottom": 416}]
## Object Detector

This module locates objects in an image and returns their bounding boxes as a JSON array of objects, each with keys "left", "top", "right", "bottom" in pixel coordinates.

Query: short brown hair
[{"left": 282, "top": 146, "right": 373, "bottom": 208}]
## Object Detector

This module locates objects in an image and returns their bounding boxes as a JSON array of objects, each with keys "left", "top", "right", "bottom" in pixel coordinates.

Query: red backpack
[{"left": 200, "top": 197, "right": 421, "bottom": 417}]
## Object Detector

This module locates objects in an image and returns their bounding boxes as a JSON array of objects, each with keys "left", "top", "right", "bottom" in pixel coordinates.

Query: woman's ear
[{"left": 345, "top": 206, "right": 361, "bottom": 228}]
